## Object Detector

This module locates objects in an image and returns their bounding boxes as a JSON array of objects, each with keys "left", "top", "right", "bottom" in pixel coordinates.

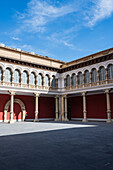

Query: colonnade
[
  {"left": 55, "top": 95, "right": 69, "bottom": 121},
  {"left": 4, "top": 89, "right": 112, "bottom": 123},
  {"left": 81, "top": 89, "right": 112, "bottom": 123}
]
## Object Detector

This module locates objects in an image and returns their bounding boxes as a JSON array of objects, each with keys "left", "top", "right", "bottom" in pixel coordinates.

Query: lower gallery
[{"left": 0, "top": 44, "right": 113, "bottom": 123}]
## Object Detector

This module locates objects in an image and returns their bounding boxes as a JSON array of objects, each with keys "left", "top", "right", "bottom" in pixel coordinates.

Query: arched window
[
  {"left": 38, "top": 73, "right": 43, "bottom": 86},
  {"left": 99, "top": 66, "right": 105, "bottom": 81},
  {"left": 14, "top": 69, "right": 20, "bottom": 83},
  {"left": 91, "top": 68, "right": 97, "bottom": 82},
  {"left": 84, "top": 70, "right": 89, "bottom": 84},
  {"left": 72, "top": 73, "right": 76, "bottom": 86},
  {"left": 78, "top": 72, "right": 83, "bottom": 85},
  {"left": 51, "top": 76, "right": 56, "bottom": 88},
  {"left": 108, "top": 64, "right": 113, "bottom": 79},
  {"left": 5, "top": 68, "right": 12, "bottom": 82},
  {"left": 0, "top": 67, "right": 2, "bottom": 81},
  {"left": 30, "top": 72, "right": 36, "bottom": 85},
  {"left": 66, "top": 75, "right": 70, "bottom": 87},
  {"left": 22, "top": 71, "right": 28, "bottom": 84},
  {"left": 45, "top": 74, "right": 50, "bottom": 87}
]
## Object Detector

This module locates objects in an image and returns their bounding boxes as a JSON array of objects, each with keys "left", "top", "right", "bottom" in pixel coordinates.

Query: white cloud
[
  {"left": 11, "top": 37, "right": 21, "bottom": 41},
  {"left": 17, "top": 0, "right": 77, "bottom": 33},
  {"left": 86, "top": 0, "right": 113, "bottom": 27}
]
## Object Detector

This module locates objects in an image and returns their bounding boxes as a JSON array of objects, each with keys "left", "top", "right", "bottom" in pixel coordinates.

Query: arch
[
  {"left": 5, "top": 67, "right": 12, "bottom": 82},
  {"left": 71, "top": 73, "right": 76, "bottom": 86},
  {"left": 14, "top": 69, "right": 21, "bottom": 83},
  {"left": 66, "top": 75, "right": 70, "bottom": 87},
  {"left": 30, "top": 72, "right": 36, "bottom": 85},
  {"left": 91, "top": 68, "right": 97, "bottom": 82},
  {"left": 78, "top": 72, "right": 83, "bottom": 85},
  {"left": 84, "top": 70, "right": 89, "bottom": 84},
  {"left": 22, "top": 70, "right": 29, "bottom": 84},
  {"left": 4, "top": 98, "right": 26, "bottom": 122},
  {"left": 38, "top": 73, "right": 43, "bottom": 86},
  {"left": 99, "top": 66, "right": 105, "bottom": 81},
  {"left": 45, "top": 74, "right": 50, "bottom": 87},
  {"left": 51, "top": 75, "right": 56, "bottom": 88},
  {"left": 107, "top": 64, "right": 113, "bottom": 79}
]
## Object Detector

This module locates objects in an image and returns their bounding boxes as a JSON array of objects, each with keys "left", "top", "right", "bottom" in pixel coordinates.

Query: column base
[
  {"left": 64, "top": 118, "right": 69, "bottom": 121},
  {"left": 34, "top": 119, "right": 39, "bottom": 122},
  {"left": 82, "top": 119, "right": 88, "bottom": 122},
  {"left": 8, "top": 120, "right": 14, "bottom": 124},
  {"left": 55, "top": 118, "right": 59, "bottom": 121},
  {"left": 106, "top": 119, "right": 112, "bottom": 123}
]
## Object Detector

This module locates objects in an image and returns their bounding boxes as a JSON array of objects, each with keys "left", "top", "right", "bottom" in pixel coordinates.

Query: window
[
  {"left": 5, "top": 68, "right": 12, "bottom": 82},
  {"left": 91, "top": 68, "right": 97, "bottom": 82},
  {"left": 45, "top": 74, "right": 50, "bottom": 87},
  {"left": 72, "top": 73, "right": 76, "bottom": 86},
  {"left": 84, "top": 70, "right": 89, "bottom": 84},
  {"left": 51, "top": 76, "right": 56, "bottom": 88},
  {"left": 22, "top": 71, "right": 28, "bottom": 84},
  {"left": 0, "top": 67, "right": 2, "bottom": 81},
  {"left": 30, "top": 72, "right": 36, "bottom": 85},
  {"left": 38, "top": 73, "right": 43, "bottom": 86},
  {"left": 99, "top": 67, "right": 105, "bottom": 81},
  {"left": 78, "top": 72, "right": 83, "bottom": 85},
  {"left": 66, "top": 75, "right": 70, "bottom": 87},
  {"left": 108, "top": 64, "right": 113, "bottom": 79},
  {"left": 14, "top": 69, "right": 20, "bottom": 83}
]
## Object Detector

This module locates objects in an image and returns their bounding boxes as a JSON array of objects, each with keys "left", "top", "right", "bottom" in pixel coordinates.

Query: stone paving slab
[
  {"left": 0, "top": 121, "right": 97, "bottom": 136},
  {"left": 0, "top": 121, "right": 113, "bottom": 170}
]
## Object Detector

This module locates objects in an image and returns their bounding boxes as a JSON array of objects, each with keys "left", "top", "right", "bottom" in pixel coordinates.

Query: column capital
[
  {"left": 81, "top": 91, "right": 87, "bottom": 96},
  {"left": 34, "top": 93, "right": 40, "bottom": 97},
  {"left": 55, "top": 95, "right": 59, "bottom": 99},
  {"left": 8, "top": 91, "right": 16, "bottom": 95},
  {"left": 105, "top": 89, "right": 111, "bottom": 94}
]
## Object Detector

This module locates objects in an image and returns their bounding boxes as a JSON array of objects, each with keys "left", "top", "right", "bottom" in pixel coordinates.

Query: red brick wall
[
  {"left": 0, "top": 94, "right": 55, "bottom": 121},
  {"left": 68, "top": 96, "right": 83, "bottom": 118},
  {"left": 87, "top": 94, "right": 107, "bottom": 119}
]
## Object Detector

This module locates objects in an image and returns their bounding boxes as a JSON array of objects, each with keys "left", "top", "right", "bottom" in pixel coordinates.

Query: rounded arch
[
  {"left": 4, "top": 98, "right": 26, "bottom": 111},
  {"left": 4, "top": 98, "right": 26, "bottom": 122}
]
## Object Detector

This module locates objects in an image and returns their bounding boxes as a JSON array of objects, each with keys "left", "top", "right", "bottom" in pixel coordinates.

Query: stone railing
[
  {"left": 65, "top": 79, "right": 113, "bottom": 90},
  {"left": 1, "top": 82, "right": 58, "bottom": 91}
]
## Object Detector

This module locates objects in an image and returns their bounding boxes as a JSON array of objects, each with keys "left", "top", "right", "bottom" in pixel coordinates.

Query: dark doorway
[{"left": 67, "top": 101, "right": 71, "bottom": 120}]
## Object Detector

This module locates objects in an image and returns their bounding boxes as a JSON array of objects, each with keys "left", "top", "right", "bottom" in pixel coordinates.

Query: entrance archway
[{"left": 4, "top": 98, "right": 26, "bottom": 122}]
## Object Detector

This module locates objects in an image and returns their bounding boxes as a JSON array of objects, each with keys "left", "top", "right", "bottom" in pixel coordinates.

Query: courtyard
[{"left": 0, "top": 121, "right": 113, "bottom": 170}]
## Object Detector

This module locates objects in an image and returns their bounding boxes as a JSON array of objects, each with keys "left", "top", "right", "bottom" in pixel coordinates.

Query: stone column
[
  {"left": 34, "top": 93, "right": 40, "bottom": 122},
  {"left": 82, "top": 92, "right": 87, "bottom": 122},
  {"left": 62, "top": 95, "right": 65, "bottom": 121},
  {"left": 89, "top": 72, "right": 92, "bottom": 86},
  {"left": 2, "top": 70, "right": 5, "bottom": 85},
  {"left": 55, "top": 96, "right": 59, "bottom": 121},
  {"left": 36, "top": 75, "right": 38, "bottom": 88},
  {"left": 9, "top": 91, "right": 15, "bottom": 124},
  {"left": 105, "top": 89, "right": 112, "bottom": 123},
  {"left": 97, "top": 70, "right": 100, "bottom": 85},
  {"left": 83, "top": 74, "right": 85, "bottom": 87},
  {"left": 64, "top": 95, "right": 69, "bottom": 121},
  {"left": 105, "top": 68, "right": 108, "bottom": 84},
  {"left": 59, "top": 95, "right": 61, "bottom": 120}
]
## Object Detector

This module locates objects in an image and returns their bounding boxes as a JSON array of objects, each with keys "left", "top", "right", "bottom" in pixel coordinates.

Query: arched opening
[{"left": 4, "top": 98, "right": 26, "bottom": 122}]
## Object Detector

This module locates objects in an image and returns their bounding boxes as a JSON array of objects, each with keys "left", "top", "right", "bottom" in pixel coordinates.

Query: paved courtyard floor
[{"left": 0, "top": 121, "right": 113, "bottom": 170}]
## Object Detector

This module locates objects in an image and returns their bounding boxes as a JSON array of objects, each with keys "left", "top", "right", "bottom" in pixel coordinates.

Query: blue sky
[{"left": 0, "top": 0, "right": 113, "bottom": 62}]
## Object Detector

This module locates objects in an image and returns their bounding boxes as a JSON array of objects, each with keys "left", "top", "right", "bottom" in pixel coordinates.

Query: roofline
[
  {"left": 0, "top": 45, "right": 66, "bottom": 64},
  {"left": 62, "top": 47, "right": 113, "bottom": 68}
]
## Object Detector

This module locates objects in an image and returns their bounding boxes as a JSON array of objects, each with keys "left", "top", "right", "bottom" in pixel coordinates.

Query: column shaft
[
  {"left": 64, "top": 95, "right": 69, "bottom": 121},
  {"left": 34, "top": 93, "right": 39, "bottom": 122},
  {"left": 55, "top": 96, "right": 58, "bottom": 121},
  {"left": 105, "top": 90, "right": 112, "bottom": 123},
  {"left": 9, "top": 91, "right": 15, "bottom": 123},
  {"left": 82, "top": 92, "right": 87, "bottom": 122}
]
